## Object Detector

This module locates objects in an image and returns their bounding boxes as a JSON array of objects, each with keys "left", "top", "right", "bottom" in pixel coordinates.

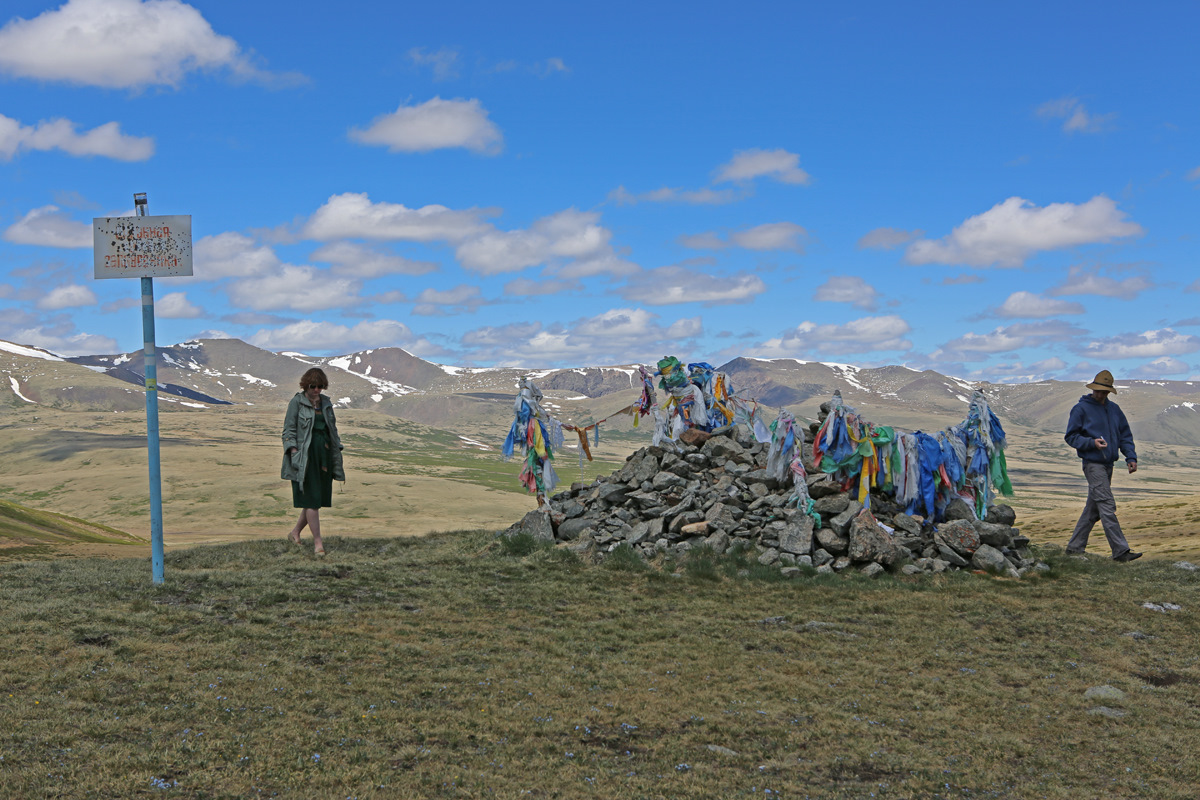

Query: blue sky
[{"left": 1, "top": 0, "right": 1198, "bottom": 382}]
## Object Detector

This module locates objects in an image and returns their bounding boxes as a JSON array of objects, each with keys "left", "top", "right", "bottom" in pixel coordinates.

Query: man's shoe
[{"left": 1114, "top": 550, "right": 1143, "bottom": 562}]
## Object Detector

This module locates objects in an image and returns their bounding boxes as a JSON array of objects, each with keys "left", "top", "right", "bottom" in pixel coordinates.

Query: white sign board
[{"left": 93, "top": 215, "right": 193, "bottom": 279}]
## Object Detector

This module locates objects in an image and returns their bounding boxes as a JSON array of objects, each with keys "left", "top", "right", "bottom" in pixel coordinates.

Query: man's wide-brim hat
[{"left": 1087, "top": 369, "right": 1117, "bottom": 394}]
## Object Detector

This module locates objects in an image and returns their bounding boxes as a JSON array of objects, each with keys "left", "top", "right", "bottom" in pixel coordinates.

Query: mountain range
[{"left": 4, "top": 337, "right": 1200, "bottom": 446}]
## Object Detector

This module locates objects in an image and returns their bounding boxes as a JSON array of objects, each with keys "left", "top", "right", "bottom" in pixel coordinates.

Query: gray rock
[
  {"left": 556, "top": 515, "right": 599, "bottom": 542},
  {"left": 891, "top": 513, "right": 922, "bottom": 536},
  {"left": 816, "top": 564, "right": 834, "bottom": 575},
  {"left": 705, "top": 501, "right": 741, "bottom": 531},
  {"left": 742, "top": 469, "right": 779, "bottom": 488},
  {"left": 704, "top": 530, "right": 731, "bottom": 554},
  {"left": 562, "top": 538, "right": 596, "bottom": 559},
  {"left": 1084, "top": 685, "right": 1126, "bottom": 703},
  {"left": 706, "top": 744, "right": 740, "bottom": 757},
  {"left": 703, "top": 436, "right": 747, "bottom": 463},
  {"left": 652, "top": 471, "right": 686, "bottom": 491},
  {"left": 936, "top": 545, "right": 969, "bottom": 568},
  {"left": 985, "top": 504, "right": 1017, "bottom": 526},
  {"left": 971, "top": 543, "right": 1011, "bottom": 573},
  {"left": 1087, "top": 706, "right": 1126, "bottom": 718},
  {"left": 832, "top": 556, "right": 852, "bottom": 571},
  {"left": 942, "top": 497, "right": 976, "bottom": 522},
  {"left": 559, "top": 499, "right": 587, "bottom": 519},
  {"left": 626, "top": 520, "right": 656, "bottom": 546},
  {"left": 506, "top": 509, "right": 555, "bottom": 543},
  {"left": 778, "top": 552, "right": 797, "bottom": 566},
  {"left": 813, "top": 548, "right": 834, "bottom": 567},
  {"left": 815, "top": 527, "right": 848, "bottom": 556},
  {"left": 901, "top": 564, "right": 923, "bottom": 576},
  {"left": 975, "top": 521, "right": 1015, "bottom": 549},
  {"left": 848, "top": 510, "right": 900, "bottom": 566},
  {"left": 813, "top": 493, "right": 850, "bottom": 516},
  {"left": 757, "top": 547, "right": 779, "bottom": 566},
  {"left": 807, "top": 476, "right": 842, "bottom": 499},
  {"left": 1173, "top": 561, "right": 1198, "bottom": 572},
  {"left": 780, "top": 566, "right": 802, "bottom": 578},
  {"left": 829, "top": 501, "right": 863, "bottom": 537},
  {"left": 778, "top": 516, "right": 815, "bottom": 555},
  {"left": 935, "top": 519, "right": 980, "bottom": 556},
  {"left": 797, "top": 555, "right": 813, "bottom": 567},
  {"left": 860, "top": 562, "right": 885, "bottom": 578},
  {"left": 930, "top": 558, "right": 949, "bottom": 573}
]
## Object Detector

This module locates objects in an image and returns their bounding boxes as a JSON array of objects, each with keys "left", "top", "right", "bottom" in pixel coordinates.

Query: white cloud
[
  {"left": 0, "top": 114, "right": 153, "bottom": 161},
  {"left": 458, "top": 308, "right": 703, "bottom": 366},
  {"left": 248, "top": 319, "right": 414, "bottom": 353},
  {"left": 935, "top": 321, "right": 1086, "bottom": 360},
  {"left": 714, "top": 148, "right": 810, "bottom": 185},
  {"left": 350, "top": 97, "right": 502, "bottom": 154},
  {"left": 857, "top": 227, "right": 922, "bottom": 250},
  {"left": 3, "top": 205, "right": 92, "bottom": 247},
  {"left": 982, "top": 357, "right": 1069, "bottom": 382},
  {"left": 455, "top": 208, "right": 614, "bottom": 275},
  {"left": 309, "top": 241, "right": 437, "bottom": 278},
  {"left": 1036, "top": 97, "right": 1115, "bottom": 134},
  {"left": 813, "top": 276, "right": 881, "bottom": 310},
  {"left": 36, "top": 284, "right": 97, "bottom": 310},
  {"left": 156, "top": 292, "right": 204, "bottom": 318},
  {"left": 755, "top": 315, "right": 913, "bottom": 357},
  {"left": 301, "top": 192, "right": 490, "bottom": 242},
  {"left": 1187, "top": 166, "right": 1200, "bottom": 182},
  {"left": 991, "top": 291, "right": 1085, "bottom": 318},
  {"left": 0, "top": 0, "right": 300, "bottom": 89},
  {"left": 681, "top": 222, "right": 806, "bottom": 252},
  {"left": 607, "top": 185, "right": 738, "bottom": 206},
  {"left": 1076, "top": 328, "right": 1200, "bottom": 360},
  {"left": 408, "top": 46, "right": 460, "bottom": 81},
  {"left": 194, "top": 232, "right": 281, "bottom": 279},
  {"left": 10, "top": 327, "right": 117, "bottom": 356},
  {"left": 539, "top": 57, "right": 570, "bottom": 76},
  {"left": 618, "top": 266, "right": 766, "bottom": 306},
  {"left": 1131, "top": 356, "right": 1189, "bottom": 377},
  {"left": 906, "top": 196, "right": 1143, "bottom": 267},
  {"left": 1047, "top": 265, "right": 1153, "bottom": 300},
  {"left": 412, "top": 284, "right": 484, "bottom": 316},
  {"left": 226, "top": 265, "right": 360, "bottom": 312},
  {"left": 503, "top": 277, "right": 580, "bottom": 296}
]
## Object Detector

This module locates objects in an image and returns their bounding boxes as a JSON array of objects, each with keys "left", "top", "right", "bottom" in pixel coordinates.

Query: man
[{"left": 1064, "top": 369, "right": 1142, "bottom": 561}]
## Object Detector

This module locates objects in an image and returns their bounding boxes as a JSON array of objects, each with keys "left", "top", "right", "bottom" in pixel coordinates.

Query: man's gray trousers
[{"left": 1068, "top": 462, "right": 1131, "bottom": 557}]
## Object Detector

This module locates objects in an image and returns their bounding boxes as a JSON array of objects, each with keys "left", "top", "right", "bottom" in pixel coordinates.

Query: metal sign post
[{"left": 94, "top": 194, "right": 193, "bottom": 584}]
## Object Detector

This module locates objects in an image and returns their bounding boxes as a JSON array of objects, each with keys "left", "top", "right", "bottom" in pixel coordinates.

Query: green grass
[{"left": 1, "top": 535, "right": 1198, "bottom": 798}]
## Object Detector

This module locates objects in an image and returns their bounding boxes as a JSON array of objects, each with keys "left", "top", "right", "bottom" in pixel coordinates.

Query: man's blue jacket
[{"left": 1064, "top": 394, "right": 1137, "bottom": 465}]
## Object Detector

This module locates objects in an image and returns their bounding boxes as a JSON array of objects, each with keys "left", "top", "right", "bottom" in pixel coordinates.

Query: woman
[{"left": 281, "top": 367, "right": 345, "bottom": 555}]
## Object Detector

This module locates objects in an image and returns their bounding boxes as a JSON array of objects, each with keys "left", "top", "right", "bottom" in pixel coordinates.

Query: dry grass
[{"left": 1, "top": 533, "right": 1199, "bottom": 798}]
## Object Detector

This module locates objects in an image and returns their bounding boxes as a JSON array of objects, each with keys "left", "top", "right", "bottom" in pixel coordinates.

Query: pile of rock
[{"left": 502, "top": 416, "right": 1047, "bottom": 579}]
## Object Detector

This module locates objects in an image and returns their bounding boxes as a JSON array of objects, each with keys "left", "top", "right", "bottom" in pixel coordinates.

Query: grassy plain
[{"left": 1, "top": 533, "right": 1198, "bottom": 798}]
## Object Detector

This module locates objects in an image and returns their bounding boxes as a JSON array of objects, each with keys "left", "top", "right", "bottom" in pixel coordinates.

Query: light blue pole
[{"left": 142, "top": 275, "right": 164, "bottom": 583}]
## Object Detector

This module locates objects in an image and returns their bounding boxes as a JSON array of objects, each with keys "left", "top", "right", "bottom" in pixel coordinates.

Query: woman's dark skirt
[{"left": 292, "top": 425, "right": 333, "bottom": 508}]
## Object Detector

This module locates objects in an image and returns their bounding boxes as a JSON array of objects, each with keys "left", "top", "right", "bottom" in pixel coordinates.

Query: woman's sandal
[
  {"left": 288, "top": 531, "right": 301, "bottom": 545},
  {"left": 314, "top": 546, "right": 326, "bottom": 557}
]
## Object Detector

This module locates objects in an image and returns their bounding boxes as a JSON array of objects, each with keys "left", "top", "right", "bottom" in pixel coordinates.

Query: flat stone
[
  {"left": 555, "top": 515, "right": 598, "bottom": 542},
  {"left": 971, "top": 543, "right": 1012, "bottom": 574},
  {"left": 679, "top": 428, "right": 712, "bottom": 447},
  {"left": 703, "top": 436, "right": 747, "bottom": 463},
  {"left": 652, "top": 471, "right": 686, "bottom": 491},
  {"left": 936, "top": 544, "right": 969, "bottom": 568},
  {"left": 680, "top": 521, "right": 710, "bottom": 536},
  {"left": 891, "top": 513, "right": 922, "bottom": 536},
  {"left": 829, "top": 501, "right": 863, "bottom": 537},
  {"left": 706, "top": 744, "right": 739, "bottom": 757},
  {"left": 935, "top": 519, "right": 980, "bottom": 556},
  {"left": 778, "top": 516, "right": 814, "bottom": 555},
  {"left": 901, "top": 564, "right": 923, "bottom": 576},
  {"left": 975, "top": 521, "right": 1015, "bottom": 548},
  {"left": 807, "top": 476, "right": 842, "bottom": 499},
  {"left": 816, "top": 564, "right": 834, "bottom": 575},
  {"left": 1084, "top": 685, "right": 1126, "bottom": 703},
  {"left": 815, "top": 527, "right": 848, "bottom": 556},
  {"left": 860, "top": 562, "right": 885, "bottom": 578},
  {"left": 704, "top": 530, "right": 730, "bottom": 554},
  {"left": 757, "top": 547, "right": 779, "bottom": 566},
  {"left": 813, "top": 493, "right": 850, "bottom": 516}
]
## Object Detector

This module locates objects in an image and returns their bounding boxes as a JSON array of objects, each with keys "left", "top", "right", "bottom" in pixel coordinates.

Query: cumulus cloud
[
  {"left": 226, "top": 265, "right": 360, "bottom": 312},
  {"left": 981, "top": 357, "right": 1069, "bottom": 382},
  {"left": 3, "top": 205, "right": 92, "bottom": 247},
  {"left": 0, "top": 114, "right": 154, "bottom": 161},
  {"left": 1047, "top": 265, "right": 1153, "bottom": 300},
  {"left": 1130, "top": 356, "right": 1189, "bottom": 378},
  {"left": 906, "top": 196, "right": 1143, "bottom": 267},
  {"left": 156, "top": 292, "right": 204, "bottom": 318},
  {"left": 1076, "top": 328, "right": 1200, "bottom": 360},
  {"left": 1036, "top": 97, "right": 1116, "bottom": 134},
  {"left": 503, "top": 277, "right": 580, "bottom": 297},
  {"left": 194, "top": 232, "right": 281, "bottom": 279},
  {"left": 755, "top": 315, "right": 913, "bottom": 358},
  {"left": 408, "top": 46, "right": 460, "bottom": 81},
  {"left": 617, "top": 266, "right": 766, "bottom": 306},
  {"left": 813, "top": 276, "right": 881, "bottom": 310},
  {"left": 248, "top": 319, "right": 414, "bottom": 353},
  {"left": 300, "top": 192, "right": 490, "bottom": 242},
  {"left": 9, "top": 326, "right": 118, "bottom": 356},
  {"left": 681, "top": 222, "right": 806, "bottom": 252},
  {"left": 455, "top": 208, "right": 617, "bottom": 275},
  {"left": 935, "top": 320, "right": 1087, "bottom": 360},
  {"left": 458, "top": 308, "right": 703, "bottom": 366},
  {"left": 857, "top": 227, "right": 922, "bottom": 250},
  {"left": 36, "top": 284, "right": 97, "bottom": 310},
  {"left": 309, "top": 241, "right": 437, "bottom": 278},
  {"left": 412, "top": 284, "right": 484, "bottom": 316},
  {"left": 350, "top": 97, "right": 503, "bottom": 154},
  {"left": 607, "top": 185, "right": 738, "bottom": 206},
  {"left": 990, "top": 291, "right": 1085, "bottom": 319},
  {"left": 714, "top": 148, "right": 810, "bottom": 185},
  {"left": 0, "top": 0, "right": 301, "bottom": 89}
]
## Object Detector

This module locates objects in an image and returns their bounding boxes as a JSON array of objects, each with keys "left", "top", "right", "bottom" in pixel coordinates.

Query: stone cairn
[{"left": 502, "top": 398, "right": 1049, "bottom": 579}]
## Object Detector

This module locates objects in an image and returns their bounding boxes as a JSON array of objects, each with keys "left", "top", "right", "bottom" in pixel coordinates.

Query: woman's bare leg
[
  {"left": 287, "top": 510, "right": 308, "bottom": 543},
  {"left": 306, "top": 508, "right": 324, "bottom": 554}
]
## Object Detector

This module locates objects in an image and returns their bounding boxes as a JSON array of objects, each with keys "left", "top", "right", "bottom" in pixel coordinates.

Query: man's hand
[
  {"left": 1128, "top": 460, "right": 1138, "bottom": 474},
  {"left": 1094, "top": 436, "right": 1107, "bottom": 450}
]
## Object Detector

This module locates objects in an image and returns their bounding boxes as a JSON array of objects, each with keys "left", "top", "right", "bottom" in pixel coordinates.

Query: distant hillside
[
  {"left": 0, "top": 498, "right": 143, "bottom": 560},
  {"left": 7, "top": 337, "right": 1200, "bottom": 446}
]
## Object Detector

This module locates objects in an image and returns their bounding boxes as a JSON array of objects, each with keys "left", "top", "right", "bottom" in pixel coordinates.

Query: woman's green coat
[{"left": 281, "top": 392, "right": 345, "bottom": 482}]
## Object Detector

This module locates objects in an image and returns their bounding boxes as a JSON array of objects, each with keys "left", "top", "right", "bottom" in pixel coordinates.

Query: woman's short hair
[{"left": 299, "top": 367, "right": 329, "bottom": 391}]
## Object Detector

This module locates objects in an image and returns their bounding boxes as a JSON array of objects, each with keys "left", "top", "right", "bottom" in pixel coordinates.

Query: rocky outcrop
[{"left": 501, "top": 414, "right": 1044, "bottom": 579}]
